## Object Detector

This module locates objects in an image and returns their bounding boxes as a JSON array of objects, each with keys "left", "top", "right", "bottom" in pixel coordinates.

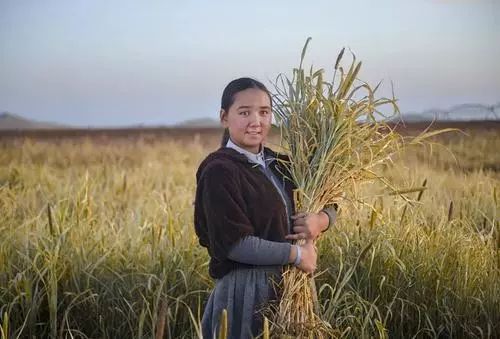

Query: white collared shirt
[{"left": 226, "top": 137, "right": 266, "bottom": 168}]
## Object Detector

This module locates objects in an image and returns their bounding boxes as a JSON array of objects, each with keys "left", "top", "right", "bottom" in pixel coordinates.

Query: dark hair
[{"left": 220, "top": 77, "right": 272, "bottom": 146}]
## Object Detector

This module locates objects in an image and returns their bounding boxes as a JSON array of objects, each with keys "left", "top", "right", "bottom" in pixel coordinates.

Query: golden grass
[
  {"left": 268, "top": 38, "right": 458, "bottom": 338},
  {"left": 0, "top": 128, "right": 498, "bottom": 338}
]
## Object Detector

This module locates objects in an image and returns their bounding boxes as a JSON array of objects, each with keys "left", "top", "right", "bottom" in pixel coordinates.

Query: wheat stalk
[{"left": 269, "top": 37, "right": 405, "bottom": 338}]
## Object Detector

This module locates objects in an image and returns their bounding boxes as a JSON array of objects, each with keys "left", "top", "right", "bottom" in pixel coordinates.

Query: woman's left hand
[{"left": 285, "top": 212, "right": 329, "bottom": 241}]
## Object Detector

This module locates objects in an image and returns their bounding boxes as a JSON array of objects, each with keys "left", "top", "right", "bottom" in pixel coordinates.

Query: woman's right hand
[{"left": 290, "top": 241, "right": 317, "bottom": 274}]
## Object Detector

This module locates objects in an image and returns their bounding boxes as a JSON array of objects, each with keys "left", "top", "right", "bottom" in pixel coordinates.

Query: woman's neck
[{"left": 227, "top": 137, "right": 262, "bottom": 155}]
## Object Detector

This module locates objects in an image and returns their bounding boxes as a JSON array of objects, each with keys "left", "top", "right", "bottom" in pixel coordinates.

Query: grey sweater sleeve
[
  {"left": 320, "top": 203, "right": 338, "bottom": 232},
  {"left": 227, "top": 235, "right": 292, "bottom": 265}
]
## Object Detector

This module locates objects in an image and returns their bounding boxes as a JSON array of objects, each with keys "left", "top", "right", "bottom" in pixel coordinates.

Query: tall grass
[
  {"left": 269, "top": 38, "right": 456, "bottom": 338},
  {"left": 0, "top": 130, "right": 498, "bottom": 338},
  {"left": 0, "top": 138, "right": 211, "bottom": 338}
]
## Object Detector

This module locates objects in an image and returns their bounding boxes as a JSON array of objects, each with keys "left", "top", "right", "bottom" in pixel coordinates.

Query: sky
[{"left": 1, "top": 0, "right": 499, "bottom": 127}]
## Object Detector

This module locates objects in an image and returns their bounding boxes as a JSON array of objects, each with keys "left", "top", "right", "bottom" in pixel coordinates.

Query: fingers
[
  {"left": 292, "top": 226, "right": 306, "bottom": 234},
  {"left": 302, "top": 265, "right": 317, "bottom": 274},
  {"left": 285, "top": 226, "right": 310, "bottom": 241},
  {"left": 285, "top": 232, "right": 307, "bottom": 240},
  {"left": 293, "top": 218, "right": 306, "bottom": 227},
  {"left": 291, "top": 212, "right": 308, "bottom": 220}
]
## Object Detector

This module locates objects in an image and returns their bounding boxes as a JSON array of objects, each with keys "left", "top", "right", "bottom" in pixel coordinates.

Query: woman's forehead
[{"left": 232, "top": 88, "right": 271, "bottom": 108}]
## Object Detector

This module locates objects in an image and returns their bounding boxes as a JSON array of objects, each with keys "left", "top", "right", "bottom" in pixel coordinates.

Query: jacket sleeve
[{"left": 198, "top": 162, "right": 255, "bottom": 261}]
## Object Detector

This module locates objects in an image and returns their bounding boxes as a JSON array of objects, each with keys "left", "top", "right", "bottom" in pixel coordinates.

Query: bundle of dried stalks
[{"left": 268, "top": 38, "right": 406, "bottom": 338}]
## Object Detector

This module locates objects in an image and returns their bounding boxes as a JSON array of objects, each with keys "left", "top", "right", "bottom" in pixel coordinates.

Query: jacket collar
[
  {"left": 197, "top": 139, "right": 290, "bottom": 176},
  {"left": 225, "top": 137, "right": 266, "bottom": 168}
]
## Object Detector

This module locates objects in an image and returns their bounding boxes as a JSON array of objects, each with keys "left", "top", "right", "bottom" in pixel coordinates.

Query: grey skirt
[{"left": 201, "top": 266, "right": 283, "bottom": 339}]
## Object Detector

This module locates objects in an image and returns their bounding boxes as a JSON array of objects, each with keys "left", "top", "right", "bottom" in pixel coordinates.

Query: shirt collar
[{"left": 226, "top": 137, "right": 266, "bottom": 168}]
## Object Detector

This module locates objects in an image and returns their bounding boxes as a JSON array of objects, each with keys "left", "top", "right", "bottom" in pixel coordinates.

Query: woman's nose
[{"left": 249, "top": 112, "right": 262, "bottom": 125}]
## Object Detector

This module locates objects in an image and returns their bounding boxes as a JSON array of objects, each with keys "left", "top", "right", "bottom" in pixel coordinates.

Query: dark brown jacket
[{"left": 194, "top": 146, "right": 296, "bottom": 279}]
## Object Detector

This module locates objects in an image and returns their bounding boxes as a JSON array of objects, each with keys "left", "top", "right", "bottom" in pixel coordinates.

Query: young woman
[{"left": 194, "top": 77, "right": 337, "bottom": 339}]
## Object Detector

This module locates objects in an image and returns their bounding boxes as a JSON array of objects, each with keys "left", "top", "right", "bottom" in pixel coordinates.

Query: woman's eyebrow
[{"left": 236, "top": 105, "right": 271, "bottom": 110}]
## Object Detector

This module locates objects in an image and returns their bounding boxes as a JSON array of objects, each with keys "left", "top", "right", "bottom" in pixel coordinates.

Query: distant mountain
[
  {"left": 3, "top": 102, "right": 498, "bottom": 131},
  {"left": 0, "top": 112, "right": 68, "bottom": 130},
  {"left": 174, "top": 117, "right": 220, "bottom": 128},
  {"left": 399, "top": 103, "right": 499, "bottom": 122}
]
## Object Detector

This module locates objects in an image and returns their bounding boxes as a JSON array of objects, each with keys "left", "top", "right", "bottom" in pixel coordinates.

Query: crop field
[{"left": 0, "top": 123, "right": 499, "bottom": 338}]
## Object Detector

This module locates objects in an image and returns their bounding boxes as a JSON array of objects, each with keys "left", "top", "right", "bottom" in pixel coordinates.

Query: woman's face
[{"left": 220, "top": 88, "right": 272, "bottom": 154}]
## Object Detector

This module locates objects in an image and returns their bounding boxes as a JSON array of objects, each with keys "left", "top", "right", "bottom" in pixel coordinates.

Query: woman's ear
[{"left": 220, "top": 109, "right": 229, "bottom": 128}]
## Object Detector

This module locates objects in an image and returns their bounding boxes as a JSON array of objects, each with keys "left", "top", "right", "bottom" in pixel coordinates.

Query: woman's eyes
[{"left": 239, "top": 110, "right": 270, "bottom": 116}]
